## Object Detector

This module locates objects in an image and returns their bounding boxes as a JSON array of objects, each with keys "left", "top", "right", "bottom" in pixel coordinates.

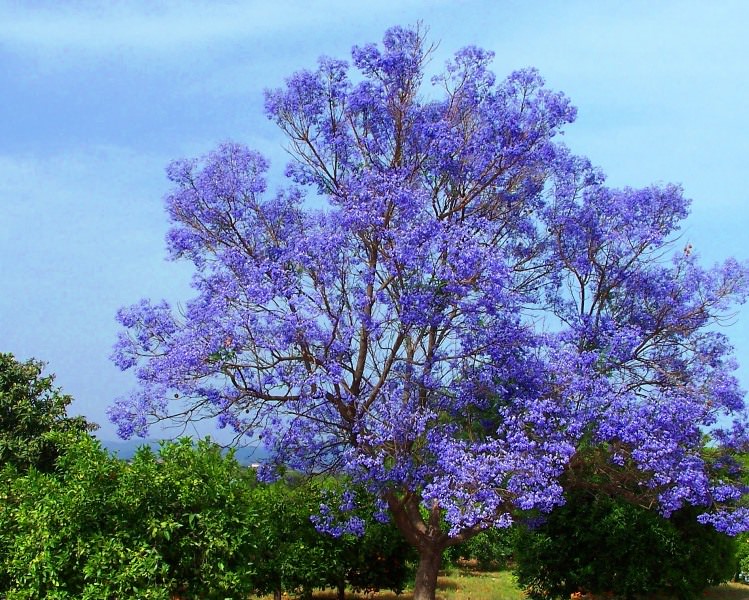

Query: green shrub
[
  {"left": 735, "top": 533, "right": 749, "bottom": 582},
  {"left": 326, "top": 485, "right": 415, "bottom": 596},
  {"left": 120, "top": 438, "right": 259, "bottom": 599},
  {"left": 0, "top": 353, "right": 95, "bottom": 473},
  {"left": 513, "top": 491, "right": 736, "bottom": 600},
  {"left": 450, "top": 527, "right": 517, "bottom": 571},
  {"left": 0, "top": 434, "right": 258, "bottom": 599},
  {"left": 250, "top": 478, "right": 414, "bottom": 599},
  {"left": 0, "top": 433, "right": 413, "bottom": 599}
]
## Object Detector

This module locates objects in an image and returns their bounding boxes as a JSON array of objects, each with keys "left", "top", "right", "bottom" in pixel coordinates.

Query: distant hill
[{"left": 99, "top": 438, "right": 269, "bottom": 465}]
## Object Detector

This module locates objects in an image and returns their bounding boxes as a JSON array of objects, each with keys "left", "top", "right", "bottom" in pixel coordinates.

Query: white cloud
[
  {"left": 0, "top": 0, "right": 435, "bottom": 57},
  {"left": 2, "top": 0, "right": 749, "bottom": 435}
]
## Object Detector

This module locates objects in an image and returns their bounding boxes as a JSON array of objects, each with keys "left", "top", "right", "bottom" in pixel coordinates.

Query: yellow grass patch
[{"left": 263, "top": 567, "right": 749, "bottom": 600}]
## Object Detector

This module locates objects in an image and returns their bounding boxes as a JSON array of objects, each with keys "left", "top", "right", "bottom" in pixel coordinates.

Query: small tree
[
  {"left": 0, "top": 353, "right": 94, "bottom": 473},
  {"left": 0, "top": 434, "right": 259, "bottom": 599},
  {"left": 250, "top": 480, "right": 338, "bottom": 600},
  {"left": 513, "top": 490, "right": 736, "bottom": 599},
  {"left": 452, "top": 527, "right": 516, "bottom": 571},
  {"left": 247, "top": 476, "right": 414, "bottom": 599},
  {"left": 121, "top": 438, "right": 259, "bottom": 599},
  {"left": 111, "top": 26, "right": 749, "bottom": 600},
  {"left": 310, "top": 480, "right": 417, "bottom": 598}
]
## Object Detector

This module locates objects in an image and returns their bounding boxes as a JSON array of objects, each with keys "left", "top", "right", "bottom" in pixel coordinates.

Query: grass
[
  {"left": 263, "top": 565, "right": 526, "bottom": 600},
  {"left": 702, "top": 582, "right": 749, "bottom": 600},
  {"left": 268, "top": 565, "right": 749, "bottom": 600},
  {"left": 433, "top": 566, "right": 525, "bottom": 600}
]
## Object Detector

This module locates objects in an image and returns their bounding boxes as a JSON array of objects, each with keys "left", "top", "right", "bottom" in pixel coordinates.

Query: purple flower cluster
[
  {"left": 311, "top": 489, "right": 368, "bottom": 538},
  {"left": 110, "top": 26, "right": 749, "bottom": 545}
]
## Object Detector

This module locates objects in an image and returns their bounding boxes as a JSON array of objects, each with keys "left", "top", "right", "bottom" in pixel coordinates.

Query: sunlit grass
[
  {"left": 433, "top": 567, "right": 524, "bottom": 600},
  {"left": 702, "top": 582, "right": 749, "bottom": 600},
  {"left": 261, "top": 566, "right": 522, "bottom": 600},
  {"left": 261, "top": 566, "right": 749, "bottom": 600}
]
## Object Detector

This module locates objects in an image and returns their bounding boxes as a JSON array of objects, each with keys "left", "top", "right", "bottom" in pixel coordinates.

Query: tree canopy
[
  {"left": 0, "top": 353, "right": 94, "bottom": 473},
  {"left": 110, "top": 25, "right": 749, "bottom": 600}
]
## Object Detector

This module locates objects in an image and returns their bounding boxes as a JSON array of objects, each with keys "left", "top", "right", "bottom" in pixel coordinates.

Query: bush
[
  {"left": 326, "top": 485, "right": 415, "bottom": 596},
  {"left": 734, "top": 533, "right": 749, "bottom": 582},
  {"left": 0, "top": 434, "right": 413, "bottom": 599},
  {"left": 119, "top": 438, "right": 259, "bottom": 599},
  {"left": 0, "top": 434, "right": 258, "bottom": 599},
  {"left": 513, "top": 491, "right": 736, "bottom": 600},
  {"left": 250, "top": 480, "right": 334, "bottom": 599},
  {"left": 453, "top": 527, "right": 516, "bottom": 571},
  {"left": 250, "top": 478, "right": 414, "bottom": 599},
  {"left": 0, "top": 433, "right": 163, "bottom": 599},
  {"left": 0, "top": 353, "right": 95, "bottom": 473}
]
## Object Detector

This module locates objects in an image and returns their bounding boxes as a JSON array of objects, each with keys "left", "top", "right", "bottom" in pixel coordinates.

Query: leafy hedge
[
  {"left": 0, "top": 434, "right": 413, "bottom": 599},
  {"left": 512, "top": 490, "right": 736, "bottom": 600},
  {"left": 0, "top": 353, "right": 94, "bottom": 474}
]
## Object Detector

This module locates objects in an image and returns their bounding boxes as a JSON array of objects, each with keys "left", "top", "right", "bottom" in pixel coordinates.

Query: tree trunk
[
  {"left": 412, "top": 546, "right": 443, "bottom": 600},
  {"left": 273, "top": 589, "right": 282, "bottom": 600}
]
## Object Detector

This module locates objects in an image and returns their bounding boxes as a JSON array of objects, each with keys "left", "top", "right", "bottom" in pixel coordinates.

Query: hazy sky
[{"left": 2, "top": 1, "right": 748, "bottom": 440}]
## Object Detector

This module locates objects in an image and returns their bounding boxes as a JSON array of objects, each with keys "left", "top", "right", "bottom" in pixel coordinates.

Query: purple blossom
[{"left": 111, "top": 24, "right": 749, "bottom": 568}]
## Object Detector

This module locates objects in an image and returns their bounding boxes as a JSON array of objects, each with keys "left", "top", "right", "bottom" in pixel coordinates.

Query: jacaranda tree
[{"left": 110, "top": 26, "right": 749, "bottom": 600}]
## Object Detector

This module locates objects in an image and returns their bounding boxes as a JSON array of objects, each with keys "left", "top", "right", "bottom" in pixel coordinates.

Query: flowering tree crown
[{"left": 111, "top": 26, "right": 749, "bottom": 543}]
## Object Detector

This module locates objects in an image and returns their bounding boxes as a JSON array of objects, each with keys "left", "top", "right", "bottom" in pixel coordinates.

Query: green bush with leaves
[
  {"left": 451, "top": 527, "right": 516, "bottom": 571},
  {"left": 316, "top": 482, "right": 416, "bottom": 598},
  {"left": 250, "top": 478, "right": 414, "bottom": 599},
  {"left": 0, "top": 434, "right": 259, "bottom": 599},
  {"left": 120, "top": 438, "right": 259, "bottom": 598},
  {"left": 0, "top": 433, "right": 161, "bottom": 599},
  {"left": 726, "top": 451, "right": 749, "bottom": 583},
  {"left": 513, "top": 490, "right": 736, "bottom": 600},
  {"left": 0, "top": 431, "right": 414, "bottom": 599},
  {"left": 339, "top": 509, "right": 415, "bottom": 597},
  {"left": 0, "top": 353, "right": 95, "bottom": 473},
  {"left": 736, "top": 533, "right": 749, "bottom": 582},
  {"left": 249, "top": 479, "right": 332, "bottom": 599}
]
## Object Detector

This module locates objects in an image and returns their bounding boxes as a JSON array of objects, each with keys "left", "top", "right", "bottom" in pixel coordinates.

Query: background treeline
[
  {"left": 1, "top": 352, "right": 747, "bottom": 600},
  {"left": 0, "top": 353, "right": 414, "bottom": 599},
  {"left": 2, "top": 435, "right": 743, "bottom": 600},
  {"left": 0, "top": 433, "right": 415, "bottom": 600}
]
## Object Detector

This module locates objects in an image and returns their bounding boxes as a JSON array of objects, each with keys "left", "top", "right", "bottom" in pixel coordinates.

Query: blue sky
[{"left": 2, "top": 1, "right": 748, "bottom": 440}]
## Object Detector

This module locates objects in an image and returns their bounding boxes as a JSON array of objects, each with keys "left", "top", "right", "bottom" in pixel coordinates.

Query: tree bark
[
  {"left": 412, "top": 545, "right": 443, "bottom": 600},
  {"left": 384, "top": 492, "right": 449, "bottom": 600}
]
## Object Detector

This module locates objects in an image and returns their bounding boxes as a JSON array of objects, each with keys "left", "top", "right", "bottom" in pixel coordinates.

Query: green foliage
[
  {"left": 736, "top": 533, "right": 749, "bottom": 582},
  {"left": 251, "top": 480, "right": 333, "bottom": 597},
  {"left": 0, "top": 433, "right": 413, "bottom": 598},
  {"left": 730, "top": 451, "right": 749, "bottom": 583},
  {"left": 0, "top": 434, "right": 258, "bottom": 599},
  {"left": 513, "top": 491, "right": 736, "bottom": 600},
  {"left": 250, "top": 478, "right": 414, "bottom": 598},
  {"left": 120, "top": 438, "right": 259, "bottom": 598},
  {"left": 452, "top": 527, "right": 517, "bottom": 571},
  {"left": 323, "top": 483, "right": 416, "bottom": 596},
  {"left": 0, "top": 433, "right": 153, "bottom": 599},
  {"left": 341, "top": 512, "right": 415, "bottom": 595},
  {"left": 0, "top": 353, "right": 95, "bottom": 473}
]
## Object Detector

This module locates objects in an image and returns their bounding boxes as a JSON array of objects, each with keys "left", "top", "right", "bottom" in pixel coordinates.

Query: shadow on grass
[
  {"left": 450, "top": 558, "right": 511, "bottom": 577},
  {"left": 309, "top": 576, "right": 459, "bottom": 600},
  {"left": 274, "top": 570, "right": 749, "bottom": 600},
  {"left": 703, "top": 582, "right": 749, "bottom": 600}
]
